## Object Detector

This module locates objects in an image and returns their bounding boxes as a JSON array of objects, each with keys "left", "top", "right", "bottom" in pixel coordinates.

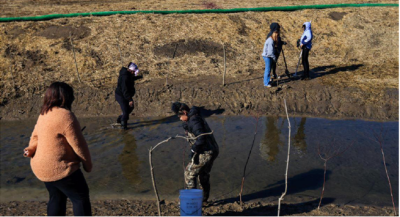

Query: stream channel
[{"left": 1, "top": 115, "right": 398, "bottom": 207}]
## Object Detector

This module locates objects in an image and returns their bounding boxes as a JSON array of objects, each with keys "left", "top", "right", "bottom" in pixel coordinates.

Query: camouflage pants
[{"left": 184, "top": 150, "right": 216, "bottom": 201}]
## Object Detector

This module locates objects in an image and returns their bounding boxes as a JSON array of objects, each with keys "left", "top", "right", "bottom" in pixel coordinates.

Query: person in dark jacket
[
  {"left": 266, "top": 23, "right": 288, "bottom": 80},
  {"left": 115, "top": 62, "right": 142, "bottom": 129},
  {"left": 171, "top": 102, "right": 219, "bottom": 203}
]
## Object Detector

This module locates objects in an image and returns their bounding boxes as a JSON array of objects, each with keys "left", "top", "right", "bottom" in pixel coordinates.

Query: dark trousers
[
  {"left": 302, "top": 47, "right": 310, "bottom": 78},
  {"left": 271, "top": 53, "right": 280, "bottom": 78},
  {"left": 44, "top": 169, "right": 92, "bottom": 216},
  {"left": 115, "top": 93, "right": 134, "bottom": 122}
]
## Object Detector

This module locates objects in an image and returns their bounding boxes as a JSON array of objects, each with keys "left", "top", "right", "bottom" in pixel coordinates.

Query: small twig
[
  {"left": 9, "top": 65, "right": 15, "bottom": 89},
  {"left": 239, "top": 115, "right": 260, "bottom": 205},
  {"left": 172, "top": 43, "right": 178, "bottom": 59},
  {"left": 117, "top": 43, "right": 123, "bottom": 66},
  {"left": 373, "top": 127, "right": 397, "bottom": 215},
  {"left": 277, "top": 99, "right": 291, "bottom": 216},
  {"left": 223, "top": 44, "right": 226, "bottom": 86},
  {"left": 317, "top": 140, "right": 353, "bottom": 210},
  {"left": 69, "top": 32, "right": 82, "bottom": 83}
]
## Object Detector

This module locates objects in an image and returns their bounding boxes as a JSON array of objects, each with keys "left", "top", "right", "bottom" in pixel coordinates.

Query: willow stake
[
  {"left": 69, "top": 32, "right": 82, "bottom": 83},
  {"left": 277, "top": 99, "right": 291, "bottom": 216}
]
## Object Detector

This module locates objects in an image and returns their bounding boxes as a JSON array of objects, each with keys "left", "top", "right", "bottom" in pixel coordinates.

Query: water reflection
[
  {"left": 260, "top": 116, "right": 284, "bottom": 162},
  {"left": 118, "top": 132, "right": 142, "bottom": 185},
  {"left": 293, "top": 117, "right": 307, "bottom": 152}
]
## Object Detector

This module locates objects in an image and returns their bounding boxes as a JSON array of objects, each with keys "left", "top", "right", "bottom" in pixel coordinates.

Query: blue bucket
[{"left": 179, "top": 189, "right": 203, "bottom": 216}]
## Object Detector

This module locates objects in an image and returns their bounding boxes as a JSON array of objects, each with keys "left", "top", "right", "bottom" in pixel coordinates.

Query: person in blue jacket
[{"left": 300, "top": 22, "right": 313, "bottom": 80}]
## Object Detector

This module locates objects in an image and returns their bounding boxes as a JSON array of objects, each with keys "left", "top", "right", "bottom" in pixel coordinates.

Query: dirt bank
[
  {"left": 0, "top": 7, "right": 398, "bottom": 121},
  {"left": 0, "top": 199, "right": 396, "bottom": 216},
  {"left": 1, "top": 71, "right": 398, "bottom": 121}
]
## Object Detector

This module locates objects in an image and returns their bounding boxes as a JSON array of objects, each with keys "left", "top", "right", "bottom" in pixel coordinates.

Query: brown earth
[
  {"left": 0, "top": 6, "right": 398, "bottom": 121},
  {"left": 0, "top": 199, "right": 397, "bottom": 216}
]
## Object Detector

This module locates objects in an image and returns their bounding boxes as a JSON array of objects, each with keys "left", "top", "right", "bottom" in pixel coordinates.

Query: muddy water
[{"left": 0, "top": 116, "right": 398, "bottom": 207}]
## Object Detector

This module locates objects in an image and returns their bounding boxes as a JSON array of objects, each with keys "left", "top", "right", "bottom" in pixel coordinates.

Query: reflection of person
[
  {"left": 260, "top": 116, "right": 283, "bottom": 162},
  {"left": 118, "top": 132, "right": 141, "bottom": 185},
  {"left": 293, "top": 117, "right": 307, "bottom": 151},
  {"left": 299, "top": 22, "right": 313, "bottom": 80},
  {"left": 115, "top": 62, "right": 143, "bottom": 129},
  {"left": 23, "top": 82, "right": 92, "bottom": 216},
  {"left": 171, "top": 102, "right": 219, "bottom": 203},
  {"left": 262, "top": 30, "right": 278, "bottom": 87}
]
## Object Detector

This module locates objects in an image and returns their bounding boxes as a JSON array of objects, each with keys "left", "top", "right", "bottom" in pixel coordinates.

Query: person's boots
[
  {"left": 121, "top": 121, "right": 128, "bottom": 130},
  {"left": 117, "top": 115, "right": 122, "bottom": 124}
]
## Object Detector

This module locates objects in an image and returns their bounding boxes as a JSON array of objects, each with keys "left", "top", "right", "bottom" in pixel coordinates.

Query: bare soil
[
  {"left": 0, "top": 199, "right": 397, "bottom": 216},
  {"left": 0, "top": 6, "right": 398, "bottom": 121}
]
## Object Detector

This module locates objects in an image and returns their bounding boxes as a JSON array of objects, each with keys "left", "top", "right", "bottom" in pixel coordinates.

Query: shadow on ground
[{"left": 212, "top": 198, "right": 335, "bottom": 216}]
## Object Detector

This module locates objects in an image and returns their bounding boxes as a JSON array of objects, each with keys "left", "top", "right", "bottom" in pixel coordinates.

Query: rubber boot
[{"left": 121, "top": 121, "right": 128, "bottom": 130}]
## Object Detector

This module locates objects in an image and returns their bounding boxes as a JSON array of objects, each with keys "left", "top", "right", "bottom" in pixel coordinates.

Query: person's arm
[
  {"left": 24, "top": 124, "right": 38, "bottom": 157},
  {"left": 267, "top": 39, "right": 276, "bottom": 61},
  {"left": 301, "top": 31, "right": 312, "bottom": 46},
  {"left": 133, "top": 75, "right": 143, "bottom": 81},
  {"left": 64, "top": 115, "right": 93, "bottom": 172}
]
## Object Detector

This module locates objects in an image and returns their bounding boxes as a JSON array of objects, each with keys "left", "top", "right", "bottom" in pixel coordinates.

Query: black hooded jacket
[
  {"left": 115, "top": 67, "right": 142, "bottom": 101},
  {"left": 266, "top": 23, "right": 284, "bottom": 58},
  {"left": 183, "top": 107, "right": 219, "bottom": 155}
]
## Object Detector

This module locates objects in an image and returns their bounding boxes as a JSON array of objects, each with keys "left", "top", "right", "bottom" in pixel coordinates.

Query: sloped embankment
[{"left": 0, "top": 7, "right": 398, "bottom": 120}]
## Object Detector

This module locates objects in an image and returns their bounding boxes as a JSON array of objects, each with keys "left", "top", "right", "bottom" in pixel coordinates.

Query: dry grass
[
  {"left": 0, "top": 0, "right": 397, "bottom": 17},
  {"left": 0, "top": 6, "right": 398, "bottom": 105}
]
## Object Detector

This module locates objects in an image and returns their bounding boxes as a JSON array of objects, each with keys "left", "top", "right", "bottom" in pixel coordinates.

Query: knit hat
[{"left": 128, "top": 62, "right": 139, "bottom": 76}]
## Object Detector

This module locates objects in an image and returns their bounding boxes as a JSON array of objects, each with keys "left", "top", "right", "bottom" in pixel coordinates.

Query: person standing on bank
[
  {"left": 115, "top": 62, "right": 142, "bottom": 130},
  {"left": 24, "top": 82, "right": 93, "bottom": 216},
  {"left": 262, "top": 30, "right": 278, "bottom": 87},
  {"left": 266, "top": 23, "right": 287, "bottom": 80},
  {"left": 171, "top": 102, "right": 219, "bottom": 204},
  {"left": 299, "top": 21, "right": 313, "bottom": 80}
]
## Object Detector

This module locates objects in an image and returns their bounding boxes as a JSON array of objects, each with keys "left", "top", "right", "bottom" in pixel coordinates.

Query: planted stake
[
  {"left": 277, "top": 99, "right": 291, "bottom": 216},
  {"left": 69, "top": 32, "right": 82, "bottom": 83}
]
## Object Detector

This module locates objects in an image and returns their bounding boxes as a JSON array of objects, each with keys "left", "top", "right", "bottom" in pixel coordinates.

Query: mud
[
  {"left": 36, "top": 25, "right": 91, "bottom": 40},
  {"left": 0, "top": 200, "right": 397, "bottom": 216},
  {"left": 1, "top": 70, "right": 397, "bottom": 121},
  {"left": 328, "top": 12, "right": 347, "bottom": 21}
]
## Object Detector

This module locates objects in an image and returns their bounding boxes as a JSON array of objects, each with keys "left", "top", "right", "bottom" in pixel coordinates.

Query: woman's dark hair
[
  {"left": 171, "top": 102, "right": 190, "bottom": 115},
  {"left": 40, "top": 82, "right": 75, "bottom": 115}
]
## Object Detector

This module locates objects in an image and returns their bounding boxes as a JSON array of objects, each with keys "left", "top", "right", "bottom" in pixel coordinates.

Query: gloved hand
[
  {"left": 189, "top": 149, "right": 200, "bottom": 165},
  {"left": 281, "top": 41, "right": 287, "bottom": 45}
]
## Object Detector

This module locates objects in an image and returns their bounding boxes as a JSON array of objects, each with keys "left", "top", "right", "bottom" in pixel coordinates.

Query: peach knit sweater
[{"left": 25, "top": 107, "right": 92, "bottom": 182}]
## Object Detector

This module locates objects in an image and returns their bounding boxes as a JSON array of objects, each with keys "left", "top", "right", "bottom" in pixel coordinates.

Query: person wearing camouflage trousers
[{"left": 171, "top": 102, "right": 219, "bottom": 203}]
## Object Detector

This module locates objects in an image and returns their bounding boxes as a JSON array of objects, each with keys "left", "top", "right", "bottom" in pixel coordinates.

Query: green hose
[{"left": 0, "top": 3, "right": 398, "bottom": 22}]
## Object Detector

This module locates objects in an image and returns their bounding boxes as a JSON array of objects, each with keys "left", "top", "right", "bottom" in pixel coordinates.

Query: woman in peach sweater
[{"left": 24, "top": 82, "right": 93, "bottom": 216}]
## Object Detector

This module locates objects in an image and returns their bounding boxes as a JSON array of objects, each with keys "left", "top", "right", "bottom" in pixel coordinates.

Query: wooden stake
[
  {"left": 223, "top": 44, "right": 226, "bottom": 86},
  {"left": 70, "top": 32, "right": 82, "bottom": 83},
  {"left": 277, "top": 99, "right": 291, "bottom": 216},
  {"left": 117, "top": 42, "right": 123, "bottom": 66}
]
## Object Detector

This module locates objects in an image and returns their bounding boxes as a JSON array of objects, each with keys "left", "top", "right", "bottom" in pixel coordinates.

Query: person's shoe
[
  {"left": 121, "top": 121, "right": 128, "bottom": 130},
  {"left": 266, "top": 84, "right": 272, "bottom": 88},
  {"left": 116, "top": 116, "right": 122, "bottom": 124}
]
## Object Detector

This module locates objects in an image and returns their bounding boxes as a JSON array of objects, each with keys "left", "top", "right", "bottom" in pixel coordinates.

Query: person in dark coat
[
  {"left": 171, "top": 102, "right": 219, "bottom": 203},
  {"left": 266, "top": 23, "right": 288, "bottom": 79},
  {"left": 115, "top": 62, "right": 142, "bottom": 129}
]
